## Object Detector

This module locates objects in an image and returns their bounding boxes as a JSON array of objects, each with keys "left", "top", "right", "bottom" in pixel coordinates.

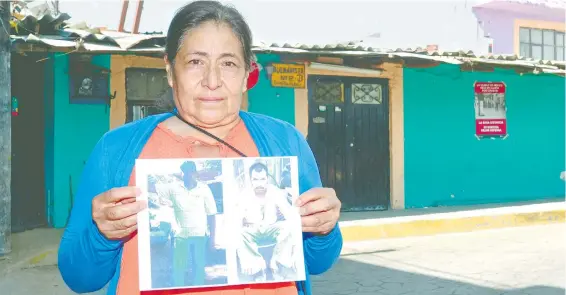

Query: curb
[{"left": 339, "top": 209, "right": 565, "bottom": 242}]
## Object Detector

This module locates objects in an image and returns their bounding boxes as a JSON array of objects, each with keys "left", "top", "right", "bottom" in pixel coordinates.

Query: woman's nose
[{"left": 202, "top": 65, "right": 221, "bottom": 90}]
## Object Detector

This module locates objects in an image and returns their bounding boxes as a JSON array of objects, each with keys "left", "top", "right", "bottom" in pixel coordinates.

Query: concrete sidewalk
[
  {"left": 0, "top": 200, "right": 563, "bottom": 278},
  {"left": 339, "top": 199, "right": 565, "bottom": 242},
  {"left": 0, "top": 228, "right": 62, "bottom": 276}
]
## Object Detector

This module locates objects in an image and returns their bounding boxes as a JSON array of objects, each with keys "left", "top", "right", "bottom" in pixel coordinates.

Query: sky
[{"left": 57, "top": 0, "right": 493, "bottom": 53}]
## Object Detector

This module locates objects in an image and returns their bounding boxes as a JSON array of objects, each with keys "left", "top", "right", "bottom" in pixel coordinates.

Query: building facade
[
  {"left": 11, "top": 52, "right": 112, "bottom": 231},
  {"left": 108, "top": 49, "right": 565, "bottom": 216},
  {"left": 9, "top": 26, "right": 565, "bottom": 231},
  {"left": 9, "top": 22, "right": 165, "bottom": 231},
  {"left": 473, "top": 0, "right": 565, "bottom": 60}
]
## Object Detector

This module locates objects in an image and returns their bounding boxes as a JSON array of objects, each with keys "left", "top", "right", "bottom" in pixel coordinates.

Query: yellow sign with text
[{"left": 270, "top": 63, "right": 306, "bottom": 88}]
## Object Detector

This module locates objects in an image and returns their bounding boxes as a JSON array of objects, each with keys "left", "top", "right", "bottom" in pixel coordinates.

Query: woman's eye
[
  {"left": 222, "top": 61, "right": 237, "bottom": 67},
  {"left": 187, "top": 59, "right": 203, "bottom": 65}
]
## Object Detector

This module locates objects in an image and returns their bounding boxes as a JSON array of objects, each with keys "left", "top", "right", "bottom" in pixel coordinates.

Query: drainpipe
[{"left": 132, "top": 0, "right": 144, "bottom": 34}]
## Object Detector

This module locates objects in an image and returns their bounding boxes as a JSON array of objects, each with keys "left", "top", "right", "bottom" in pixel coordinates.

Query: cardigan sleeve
[
  {"left": 295, "top": 129, "right": 343, "bottom": 276},
  {"left": 58, "top": 135, "right": 123, "bottom": 293}
]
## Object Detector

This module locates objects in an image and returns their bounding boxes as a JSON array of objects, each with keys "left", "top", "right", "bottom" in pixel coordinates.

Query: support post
[
  {"left": 0, "top": 0, "right": 12, "bottom": 256},
  {"left": 118, "top": 0, "right": 129, "bottom": 33},
  {"left": 132, "top": 0, "right": 144, "bottom": 34}
]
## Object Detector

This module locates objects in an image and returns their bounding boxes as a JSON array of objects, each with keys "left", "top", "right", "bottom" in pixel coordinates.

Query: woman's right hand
[{"left": 92, "top": 187, "right": 147, "bottom": 240}]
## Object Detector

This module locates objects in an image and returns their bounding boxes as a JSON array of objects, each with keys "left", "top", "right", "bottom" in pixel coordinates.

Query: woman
[{"left": 57, "top": 1, "right": 342, "bottom": 295}]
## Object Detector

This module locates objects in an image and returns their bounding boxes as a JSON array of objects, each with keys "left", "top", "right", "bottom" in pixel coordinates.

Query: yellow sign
[{"left": 270, "top": 63, "right": 306, "bottom": 88}]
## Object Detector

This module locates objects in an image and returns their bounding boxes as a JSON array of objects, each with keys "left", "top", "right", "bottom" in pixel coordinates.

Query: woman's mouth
[{"left": 198, "top": 97, "right": 224, "bottom": 102}]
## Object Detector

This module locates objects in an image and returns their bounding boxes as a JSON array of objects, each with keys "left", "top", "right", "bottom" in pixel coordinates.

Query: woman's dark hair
[{"left": 165, "top": 0, "right": 254, "bottom": 70}]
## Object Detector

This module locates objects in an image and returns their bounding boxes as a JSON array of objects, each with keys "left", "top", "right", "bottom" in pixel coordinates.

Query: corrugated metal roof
[
  {"left": 8, "top": 1, "right": 563, "bottom": 74},
  {"left": 11, "top": 12, "right": 71, "bottom": 35},
  {"left": 11, "top": 27, "right": 166, "bottom": 52},
  {"left": 10, "top": 34, "right": 565, "bottom": 74},
  {"left": 10, "top": 1, "right": 165, "bottom": 52},
  {"left": 253, "top": 41, "right": 566, "bottom": 70},
  {"left": 10, "top": 0, "right": 70, "bottom": 35}
]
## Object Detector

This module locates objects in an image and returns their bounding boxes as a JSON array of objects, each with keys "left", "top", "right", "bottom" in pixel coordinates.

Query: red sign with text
[{"left": 474, "top": 82, "right": 507, "bottom": 136}]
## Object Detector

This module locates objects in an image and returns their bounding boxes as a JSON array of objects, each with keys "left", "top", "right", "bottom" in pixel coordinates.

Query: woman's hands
[
  {"left": 296, "top": 188, "right": 341, "bottom": 236},
  {"left": 92, "top": 187, "right": 147, "bottom": 240},
  {"left": 92, "top": 186, "right": 340, "bottom": 239}
]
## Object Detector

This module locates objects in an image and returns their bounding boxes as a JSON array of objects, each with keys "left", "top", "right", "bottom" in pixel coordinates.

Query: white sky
[{"left": 58, "top": 0, "right": 493, "bottom": 53}]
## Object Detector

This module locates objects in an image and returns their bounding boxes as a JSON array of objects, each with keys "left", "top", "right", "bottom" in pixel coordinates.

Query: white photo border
[{"left": 135, "top": 156, "right": 305, "bottom": 291}]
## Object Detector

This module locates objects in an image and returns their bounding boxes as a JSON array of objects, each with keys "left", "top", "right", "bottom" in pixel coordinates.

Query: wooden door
[{"left": 308, "top": 76, "right": 390, "bottom": 211}]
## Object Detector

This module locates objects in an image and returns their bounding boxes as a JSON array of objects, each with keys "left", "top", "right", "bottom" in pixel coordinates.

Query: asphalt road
[{"left": 311, "top": 224, "right": 565, "bottom": 295}]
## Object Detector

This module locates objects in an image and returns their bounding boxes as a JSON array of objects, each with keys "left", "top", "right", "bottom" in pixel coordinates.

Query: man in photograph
[
  {"left": 236, "top": 162, "right": 297, "bottom": 282},
  {"left": 155, "top": 161, "right": 217, "bottom": 287}
]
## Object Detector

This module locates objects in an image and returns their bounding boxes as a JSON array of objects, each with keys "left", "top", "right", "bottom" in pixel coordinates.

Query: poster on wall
[{"left": 474, "top": 82, "right": 507, "bottom": 137}]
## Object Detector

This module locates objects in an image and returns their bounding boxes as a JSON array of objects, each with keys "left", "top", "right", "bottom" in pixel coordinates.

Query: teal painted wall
[
  {"left": 49, "top": 54, "right": 111, "bottom": 228},
  {"left": 404, "top": 64, "right": 565, "bottom": 208},
  {"left": 247, "top": 54, "right": 295, "bottom": 124}
]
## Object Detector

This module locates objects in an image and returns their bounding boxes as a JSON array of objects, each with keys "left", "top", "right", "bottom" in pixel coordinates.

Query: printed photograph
[
  {"left": 474, "top": 92, "right": 507, "bottom": 119},
  {"left": 225, "top": 157, "right": 305, "bottom": 285},
  {"left": 136, "top": 156, "right": 304, "bottom": 291},
  {"left": 136, "top": 159, "right": 228, "bottom": 291}
]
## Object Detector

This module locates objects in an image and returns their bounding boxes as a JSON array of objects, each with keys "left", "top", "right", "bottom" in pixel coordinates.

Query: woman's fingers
[
  {"left": 92, "top": 186, "right": 146, "bottom": 240},
  {"left": 105, "top": 200, "right": 147, "bottom": 221}
]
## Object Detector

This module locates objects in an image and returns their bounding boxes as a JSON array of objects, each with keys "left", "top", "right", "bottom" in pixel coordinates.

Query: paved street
[
  {"left": 1, "top": 224, "right": 564, "bottom": 295},
  {"left": 312, "top": 224, "right": 565, "bottom": 295}
]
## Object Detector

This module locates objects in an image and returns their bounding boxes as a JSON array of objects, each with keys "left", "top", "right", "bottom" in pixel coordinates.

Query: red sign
[
  {"left": 474, "top": 82, "right": 507, "bottom": 136},
  {"left": 476, "top": 119, "right": 506, "bottom": 135}
]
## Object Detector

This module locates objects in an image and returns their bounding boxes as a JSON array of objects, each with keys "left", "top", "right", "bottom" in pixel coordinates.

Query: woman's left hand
[{"left": 296, "top": 188, "right": 341, "bottom": 236}]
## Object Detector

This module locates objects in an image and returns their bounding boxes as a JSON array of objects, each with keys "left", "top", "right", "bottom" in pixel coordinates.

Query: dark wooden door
[
  {"left": 307, "top": 76, "right": 390, "bottom": 211},
  {"left": 11, "top": 54, "right": 47, "bottom": 232}
]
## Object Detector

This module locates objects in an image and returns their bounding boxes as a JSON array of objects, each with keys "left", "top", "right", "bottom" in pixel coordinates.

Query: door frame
[{"left": 307, "top": 74, "right": 391, "bottom": 211}]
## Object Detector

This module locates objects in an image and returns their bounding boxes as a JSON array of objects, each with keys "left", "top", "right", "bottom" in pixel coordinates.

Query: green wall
[
  {"left": 404, "top": 64, "right": 565, "bottom": 208},
  {"left": 49, "top": 54, "right": 111, "bottom": 228},
  {"left": 247, "top": 54, "right": 295, "bottom": 124}
]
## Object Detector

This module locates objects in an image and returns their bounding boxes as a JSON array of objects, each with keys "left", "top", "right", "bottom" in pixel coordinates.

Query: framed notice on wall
[
  {"left": 270, "top": 63, "right": 306, "bottom": 88},
  {"left": 474, "top": 82, "right": 507, "bottom": 137}
]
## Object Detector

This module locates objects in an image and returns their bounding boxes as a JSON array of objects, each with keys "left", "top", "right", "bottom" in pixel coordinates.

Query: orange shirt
[{"left": 116, "top": 121, "right": 299, "bottom": 295}]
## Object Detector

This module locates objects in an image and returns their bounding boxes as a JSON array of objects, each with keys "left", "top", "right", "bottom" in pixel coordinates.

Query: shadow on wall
[{"left": 312, "top": 255, "right": 565, "bottom": 295}]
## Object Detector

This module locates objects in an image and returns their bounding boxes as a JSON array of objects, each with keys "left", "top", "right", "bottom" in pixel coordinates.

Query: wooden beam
[
  {"left": 315, "top": 56, "right": 343, "bottom": 65},
  {"left": 118, "top": 0, "right": 129, "bottom": 33},
  {"left": 132, "top": 0, "right": 144, "bottom": 34},
  {"left": 0, "top": 0, "right": 12, "bottom": 255}
]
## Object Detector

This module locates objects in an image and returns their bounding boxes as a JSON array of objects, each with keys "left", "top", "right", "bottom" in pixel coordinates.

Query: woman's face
[{"left": 166, "top": 21, "right": 249, "bottom": 127}]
